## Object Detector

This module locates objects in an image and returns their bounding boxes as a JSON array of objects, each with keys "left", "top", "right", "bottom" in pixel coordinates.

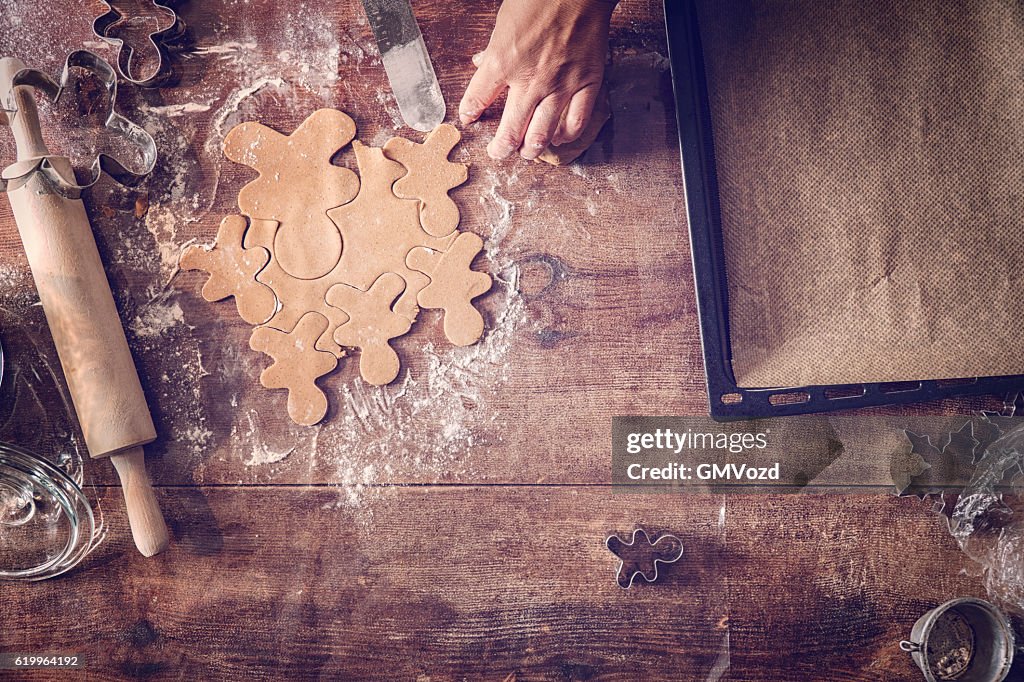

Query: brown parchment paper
[{"left": 695, "top": 0, "right": 1024, "bottom": 387}]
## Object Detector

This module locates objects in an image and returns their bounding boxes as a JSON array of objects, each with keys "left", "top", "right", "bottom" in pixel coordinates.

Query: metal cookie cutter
[
  {"left": 93, "top": 0, "right": 186, "bottom": 87},
  {"left": 1, "top": 50, "right": 157, "bottom": 199},
  {"left": 605, "top": 528, "right": 683, "bottom": 589}
]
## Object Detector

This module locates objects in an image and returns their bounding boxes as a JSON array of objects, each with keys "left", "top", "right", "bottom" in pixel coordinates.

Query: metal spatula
[{"left": 361, "top": 0, "right": 445, "bottom": 132}]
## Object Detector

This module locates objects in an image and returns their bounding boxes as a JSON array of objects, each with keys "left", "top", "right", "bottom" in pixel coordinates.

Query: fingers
[
  {"left": 462, "top": 51, "right": 603, "bottom": 160},
  {"left": 551, "top": 103, "right": 571, "bottom": 147},
  {"left": 552, "top": 84, "right": 600, "bottom": 146},
  {"left": 519, "top": 94, "right": 567, "bottom": 161},
  {"left": 458, "top": 57, "right": 505, "bottom": 126},
  {"left": 487, "top": 85, "right": 542, "bottom": 160}
]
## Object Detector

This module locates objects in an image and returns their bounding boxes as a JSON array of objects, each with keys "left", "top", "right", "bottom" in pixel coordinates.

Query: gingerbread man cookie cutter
[
  {"left": 0, "top": 50, "right": 157, "bottom": 199},
  {"left": 92, "top": 0, "right": 187, "bottom": 87},
  {"left": 605, "top": 528, "right": 684, "bottom": 589}
]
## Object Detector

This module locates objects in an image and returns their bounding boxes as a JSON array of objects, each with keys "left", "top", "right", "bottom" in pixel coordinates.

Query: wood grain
[
  {"left": 0, "top": 2, "right": 1016, "bottom": 682},
  {"left": 0, "top": 488, "right": 1007, "bottom": 681}
]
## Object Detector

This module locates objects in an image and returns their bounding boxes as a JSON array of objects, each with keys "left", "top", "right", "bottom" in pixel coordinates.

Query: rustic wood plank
[
  {"left": 724, "top": 495, "right": 1009, "bottom": 681},
  {"left": 0, "top": 485, "right": 1003, "bottom": 675},
  {"left": 0, "top": 1, "right": 1004, "bottom": 489},
  {"left": 0, "top": 488, "right": 1003, "bottom": 681}
]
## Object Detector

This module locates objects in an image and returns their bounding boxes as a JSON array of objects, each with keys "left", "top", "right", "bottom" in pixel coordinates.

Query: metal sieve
[{"left": 900, "top": 597, "right": 1015, "bottom": 682}]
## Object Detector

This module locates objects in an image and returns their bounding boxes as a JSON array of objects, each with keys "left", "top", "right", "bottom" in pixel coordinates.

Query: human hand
[{"left": 459, "top": 0, "right": 615, "bottom": 161}]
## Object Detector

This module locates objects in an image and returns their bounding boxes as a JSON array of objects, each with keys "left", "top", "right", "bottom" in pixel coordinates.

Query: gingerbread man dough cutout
[
  {"left": 325, "top": 273, "right": 412, "bottom": 386},
  {"left": 249, "top": 312, "right": 339, "bottom": 426},
  {"left": 180, "top": 214, "right": 276, "bottom": 325},
  {"left": 384, "top": 124, "right": 468, "bottom": 238},
  {"left": 223, "top": 109, "right": 359, "bottom": 280},
  {"left": 327, "top": 142, "right": 456, "bottom": 321},
  {"left": 407, "top": 232, "right": 492, "bottom": 346}
]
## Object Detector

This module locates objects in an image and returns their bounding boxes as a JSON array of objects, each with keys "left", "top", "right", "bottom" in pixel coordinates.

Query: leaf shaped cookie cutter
[
  {"left": 0, "top": 50, "right": 158, "bottom": 200},
  {"left": 92, "top": 0, "right": 186, "bottom": 87}
]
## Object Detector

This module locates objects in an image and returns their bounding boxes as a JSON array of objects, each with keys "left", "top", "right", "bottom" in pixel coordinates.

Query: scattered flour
[
  {"left": 236, "top": 410, "right": 300, "bottom": 466},
  {"left": 192, "top": 41, "right": 258, "bottom": 56},
  {"left": 131, "top": 299, "right": 187, "bottom": 339},
  {"left": 374, "top": 87, "right": 405, "bottom": 130},
  {"left": 205, "top": 77, "right": 289, "bottom": 160},
  {"left": 143, "top": 204, "right": 187, "bottom": 281},
  {"left": 140, "top": 103, "right": 212, "bottom": 117},
  {"left": 249, "top": 252, "right": 526, "bottom": 511},
  {"left": 570, "top": 162, "right": 593, "bottom": 180},
  {"left": 0, "top": 263, "right": 29, "bottom": 294},
  {"left": 480, "top": 169, "right": 515, "bottom": 261}
]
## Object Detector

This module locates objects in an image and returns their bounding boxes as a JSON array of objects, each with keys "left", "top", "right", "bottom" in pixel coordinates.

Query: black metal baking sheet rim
[{"left": 663, "top": 0, "right": 1024, "bottom": 420}]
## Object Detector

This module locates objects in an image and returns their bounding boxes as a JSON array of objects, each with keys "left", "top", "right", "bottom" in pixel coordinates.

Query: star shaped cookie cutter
[
  {"left": 93, "top": 0, "right": 186, "bottom": 87},
  {"left": 605, "top": 528, "right": 684, "bottom": 589},
  {"left": 1, "top": 50, "right": 158, "bottom": 200}
]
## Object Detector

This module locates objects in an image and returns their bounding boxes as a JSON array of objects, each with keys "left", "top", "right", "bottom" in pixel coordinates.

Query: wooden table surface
[{"left": 0, "top": 1, "right": 1015, "bottom": 680}]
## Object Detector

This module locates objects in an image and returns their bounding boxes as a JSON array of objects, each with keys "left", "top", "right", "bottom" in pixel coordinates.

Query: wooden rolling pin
[{"left": 0, "top": 57, "right": 168, "bottom": 556}]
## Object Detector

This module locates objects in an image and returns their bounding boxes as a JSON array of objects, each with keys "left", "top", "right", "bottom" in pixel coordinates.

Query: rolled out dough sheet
[{"left": 695, "top": 0, "right": 1024, "bottom": 387}]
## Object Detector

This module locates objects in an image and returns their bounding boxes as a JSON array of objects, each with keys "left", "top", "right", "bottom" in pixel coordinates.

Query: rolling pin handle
[
  {"left": 110, "top": 447, "right": 170, "bottom": 557},
  {"left": 0, "top": 57, "right": 50, "bottom": 161}
]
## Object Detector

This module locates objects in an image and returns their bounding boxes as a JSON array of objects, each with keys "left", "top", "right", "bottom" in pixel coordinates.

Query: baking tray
[{"left": 663, "top": 0, "right": 1024, "bottom": 420}]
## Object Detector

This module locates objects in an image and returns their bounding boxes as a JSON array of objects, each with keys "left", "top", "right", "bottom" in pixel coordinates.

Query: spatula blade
[{"left": 362, "top": 0, "right": 446, "bottom": 132}]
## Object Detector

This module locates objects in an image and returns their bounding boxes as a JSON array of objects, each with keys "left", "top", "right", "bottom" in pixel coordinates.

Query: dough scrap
[
  {"left": 383, "top": 123, "right": 468, "bottom": 238},
  {"left": 325, "top": 273, "right": 412, "bottom": 386},
  {"left": 223, "top": 109, "right": 359, "bottom": 280},
  {"left": 248, "top": 312, "right": 339, "bottom": 426},
  {"left": 179, "top": 215, "right": 276, "bottom": 325},
  {"left": 407, "top": 232, "right": 492, "bottom": 346},
  {"left": 186, "top": 109, "right": 492, "bottom": 425}
]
